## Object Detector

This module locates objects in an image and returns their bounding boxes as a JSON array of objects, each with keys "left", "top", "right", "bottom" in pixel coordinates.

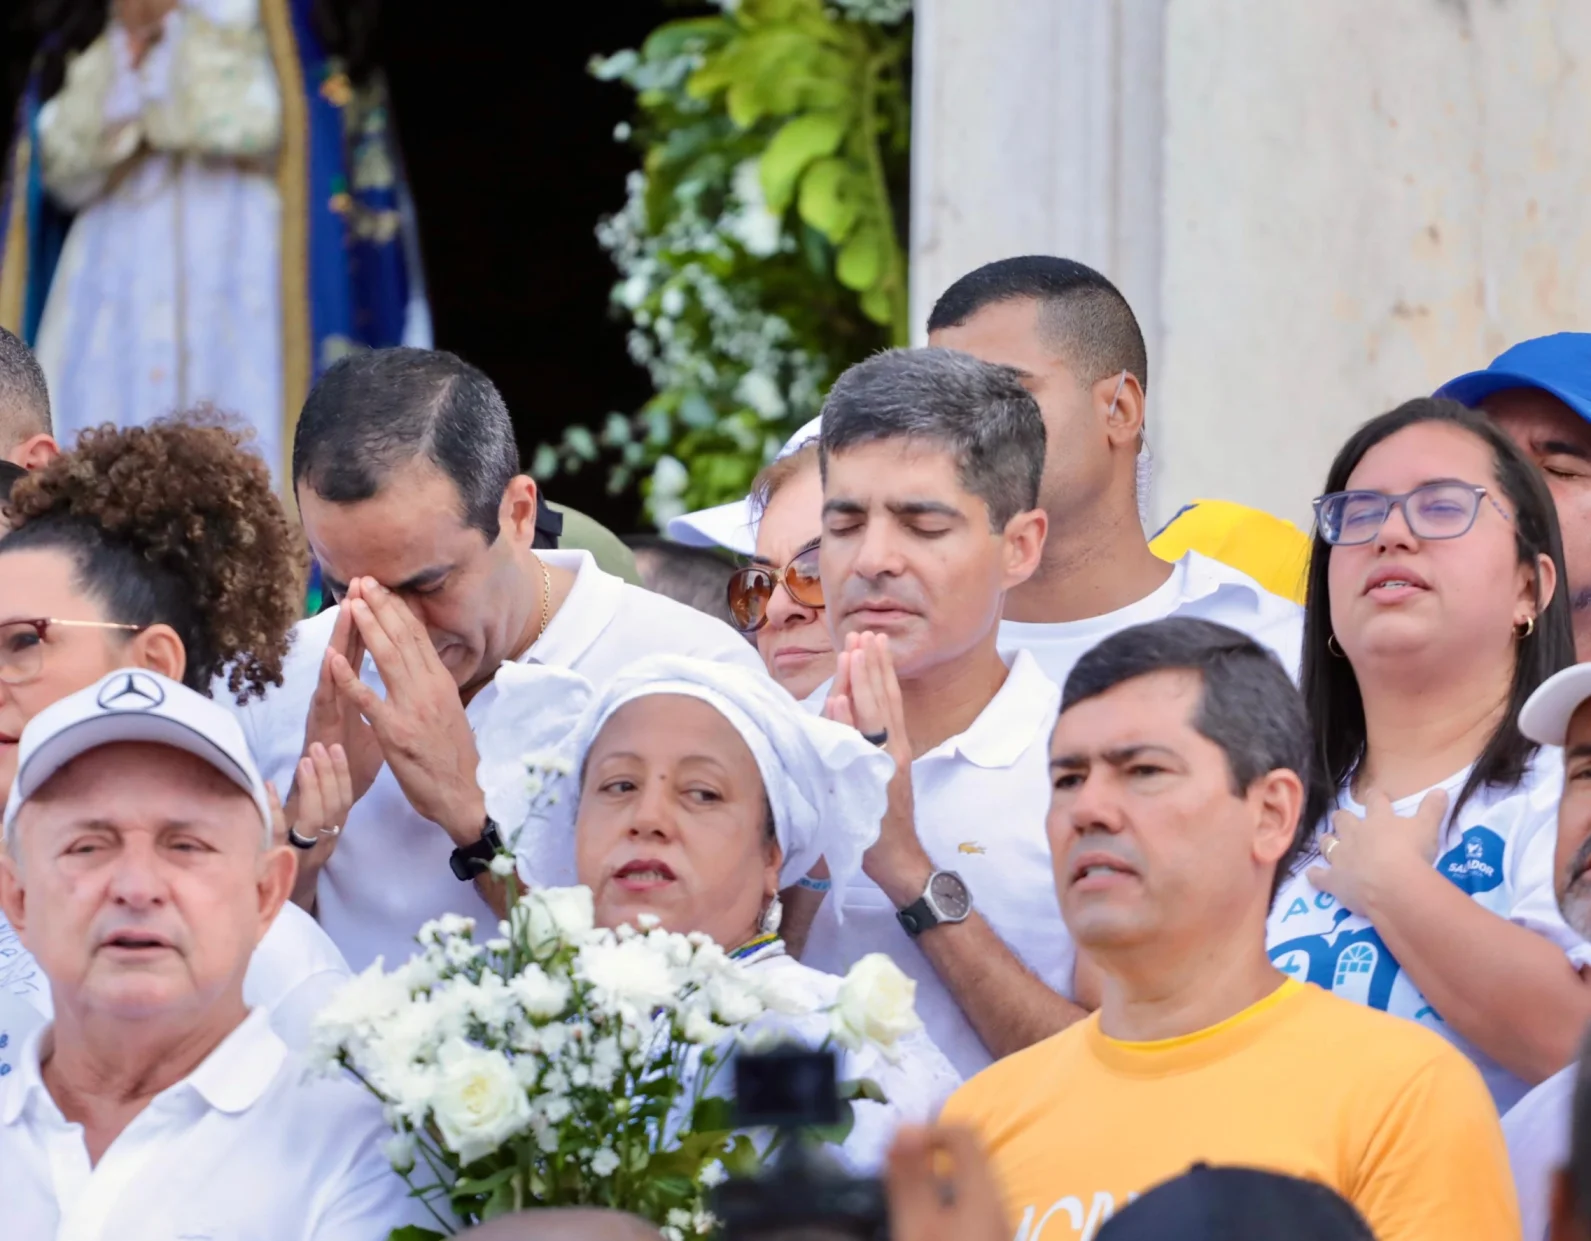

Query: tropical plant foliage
[{"left": 533, "top": 0, "right": 912, "bottom": 526}]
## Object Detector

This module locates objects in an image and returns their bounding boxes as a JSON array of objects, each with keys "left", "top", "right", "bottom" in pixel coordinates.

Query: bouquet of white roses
[{"left": 312, "top": 885, "right": 920, "bottom": 1239}]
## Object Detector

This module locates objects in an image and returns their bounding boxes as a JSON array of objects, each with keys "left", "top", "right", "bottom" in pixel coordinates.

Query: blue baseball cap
[{"left": 1435, "top": 332, "right": 1591, "bottom": 423}]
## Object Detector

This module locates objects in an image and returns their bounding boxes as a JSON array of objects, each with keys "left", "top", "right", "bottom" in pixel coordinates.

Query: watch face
[{"left": 929, "top": 872, "right": 971, "bottom": 919}]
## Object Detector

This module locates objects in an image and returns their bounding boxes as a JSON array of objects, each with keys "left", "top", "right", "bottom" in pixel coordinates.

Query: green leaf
[
  {"left": 860, "top": 281, "right": 893, "bottom": 326},
  {"left": 795, "top": 155, "right": 859, "bottom": 241},
  {"left": 836, "top": 225, "right": 883, "bottom": 292},
  {"left": 453, "top": 1166, "right": 519, "bottom": 1197},
  {"left": 482, "top": 1177, "right": 518, "bottom": 1221},
  {"left": 838, "top": 1075, "right": 890, "bottom": 1105},
  {"left": 389, "top": 1228, "right": 447, "bottom": 1241},
  {"left": 810, "top": 1099, "right": 858, "bottom": 1146},
  {"left": 758, "top": 113, "right": 848, "bottom": 214},
  {"left": 692, "top": 1094, "right": 735, "bottom": 1133}
]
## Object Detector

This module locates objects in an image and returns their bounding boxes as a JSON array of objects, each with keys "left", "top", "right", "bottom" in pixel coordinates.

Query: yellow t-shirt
[
  {"left": 940, "top": 979, "right": 1518, "bottom": 1241},
  {"left": 1149, "top": 498, "right": 1311, "bottom": 604}
]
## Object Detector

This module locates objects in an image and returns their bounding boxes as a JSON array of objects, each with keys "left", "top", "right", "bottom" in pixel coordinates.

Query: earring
[
  {"left": 1516, "top": 616, "right": 1536, "bottom": 639},
  {"left": 759, "top": 894, "right": 784, "bottom": 936},
  {"left": 1327, "top": 634, "right": 1346, "bottom": 658}
]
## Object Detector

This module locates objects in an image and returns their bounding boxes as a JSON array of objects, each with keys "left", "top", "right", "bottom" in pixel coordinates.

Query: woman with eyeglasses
[
  {"left": 0, "top": 413, "right": 353, "bottom": 1065},
  {"left": 1266, "top": 397, "right": 1588, "bottom": 1110},
  {"left": 727, "top": 442, "right": 834, "bottom": 700}
]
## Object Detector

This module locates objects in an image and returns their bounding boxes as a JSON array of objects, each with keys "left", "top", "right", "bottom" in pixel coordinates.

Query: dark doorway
[{"left": 380, "top": 2, "right": 665, "bottom": 534}]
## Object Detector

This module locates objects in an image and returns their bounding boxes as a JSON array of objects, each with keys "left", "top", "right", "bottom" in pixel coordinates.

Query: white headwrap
[{"left": 475, "top": 655, "right": 895, "bottom": 918}]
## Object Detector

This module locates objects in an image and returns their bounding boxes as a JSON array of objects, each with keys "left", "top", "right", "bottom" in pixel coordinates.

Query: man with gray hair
[
  {"left": 799, "top": 346, "right": 1077, "bottom": 1077},
  {"left": 0, "top": 326, "right": 59, "bottom": 470},
  {"left": 0, "top": 670, "right": 427, "bottom": 1238}
]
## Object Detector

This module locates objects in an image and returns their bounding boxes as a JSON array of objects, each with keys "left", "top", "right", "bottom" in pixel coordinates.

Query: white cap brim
[
  {"left": 666, "top": 499, "right": 757, "bottom": 555},
  {"left": 1519, "top": 663, "right": 1591, "bottom": 746},
  {"left": 662, "top": 416, "right": 823, "bottom": 556},
  {"left": 4, "top": 672, "right": 273, "bottom": 839}
]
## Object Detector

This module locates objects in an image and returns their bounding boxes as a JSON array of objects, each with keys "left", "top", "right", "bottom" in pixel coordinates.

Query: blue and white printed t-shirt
[{"left": 1266, "top": 751, "right": 1589, "bottom": 1111}]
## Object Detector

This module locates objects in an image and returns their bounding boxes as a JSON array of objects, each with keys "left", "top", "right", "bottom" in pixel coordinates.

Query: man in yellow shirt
[{"left": 941, "top": 617, "right": 1519, "bottom": 1241}]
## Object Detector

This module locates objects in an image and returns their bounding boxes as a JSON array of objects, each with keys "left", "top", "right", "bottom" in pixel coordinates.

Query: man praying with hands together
[
  {"left": 801, "top": 347, "right": 1089, "bottom": 1078},
  {"left": 229, "top": 348, "right": 762, "bottom": 970}
]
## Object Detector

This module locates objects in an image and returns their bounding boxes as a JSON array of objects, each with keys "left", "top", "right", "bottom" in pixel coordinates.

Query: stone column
[{"left": 911, "top": 0, "right": 1591, "bottom": 527}]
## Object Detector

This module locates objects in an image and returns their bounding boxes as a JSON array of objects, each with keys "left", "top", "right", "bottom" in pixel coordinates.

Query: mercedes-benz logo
[{"left": 96, "top": 671, "right": 166, "bottom": 712}]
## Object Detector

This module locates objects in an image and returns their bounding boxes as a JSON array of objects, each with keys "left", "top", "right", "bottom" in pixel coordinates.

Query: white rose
[
  {"left": 429, "top": 1043, "right": 535, "bottom": 1166},
  {"left": 681, "top": 1006, "right": 726, "bottom": 1046},
  {"left": 705, "top": 974, "right": 765, "bottom": 1026},
  {"left": 382, "top": 1132, "right": 417, "bottom": 1173},
  {"left": 831, "top": 953, "right": 922, "bottom": 1062}
]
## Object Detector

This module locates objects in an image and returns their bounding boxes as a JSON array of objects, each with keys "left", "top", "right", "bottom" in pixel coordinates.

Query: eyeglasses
[
  {"left": 0, "top": 618, "right": 144, "bottom": 686},
  {"left": 1313, "top": 482, "right": 1513, "bottom": 547},
  {"left": 726, "top": 541, "right": 824, "bottom": 634}
]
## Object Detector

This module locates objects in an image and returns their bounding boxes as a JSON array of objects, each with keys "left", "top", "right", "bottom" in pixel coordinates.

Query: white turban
[{"left": 475, "top": 655, "right": 894, "bottom": 917}]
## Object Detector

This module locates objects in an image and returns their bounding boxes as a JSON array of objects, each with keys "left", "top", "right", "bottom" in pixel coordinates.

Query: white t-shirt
[
  {"left": 801, "top": 650, "right": 1065, "bottom": 1078},
  {"left": 1503, "top": 1064, "right": 1574, "bottom": 1241},
  {"left": 0, "top": 1007, "right": 431, "bottom": 1241},
  {"left": 230, "top": 550, "right": 766, "bottom": 971},
  {"left": 0, "top": 901, "right": 349, "bottom": 1053},
  {"left": 1267, "top": 753, "right": 1591, "bottom": 1110},
  {"left": 998, "top": 550, "right": 1304, "bottom": 694}
]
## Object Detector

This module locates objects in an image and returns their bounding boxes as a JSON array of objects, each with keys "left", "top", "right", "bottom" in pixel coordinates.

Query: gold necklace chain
[{"left": 537, "top": 556, "right": 552, "bottom": 640}]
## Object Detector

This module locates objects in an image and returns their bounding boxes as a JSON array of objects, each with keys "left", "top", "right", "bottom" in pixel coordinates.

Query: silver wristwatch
[{"left": 896, "top": 870, "right": 972, "bottom": 938}]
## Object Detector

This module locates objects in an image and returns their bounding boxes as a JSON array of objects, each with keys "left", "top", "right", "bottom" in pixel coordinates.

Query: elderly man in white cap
[
  {"left": 1502, "top": 664, "right": 1591, "bottom": 1240},
  {"left": 0, "top": 670, "right": 426, "bottom": 1239}
]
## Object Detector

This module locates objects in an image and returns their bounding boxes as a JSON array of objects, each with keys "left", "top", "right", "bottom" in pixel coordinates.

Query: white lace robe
[
  {"left": 32, "top": 0, "right": 284, "bottom": 477},
  {"left": 742, "top": 947, "right": 962, "bottom": 1174}
]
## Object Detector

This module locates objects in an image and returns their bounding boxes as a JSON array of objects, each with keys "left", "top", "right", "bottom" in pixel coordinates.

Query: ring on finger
[
  {"left": 861, "top": 728, "right": 889, "bottom": 747},
  {"left": 1322, "top": 837, "right": 1339, "bottom": 862},
  {"left": 319, "top": 823, "right": 343, "bottom": 839}
]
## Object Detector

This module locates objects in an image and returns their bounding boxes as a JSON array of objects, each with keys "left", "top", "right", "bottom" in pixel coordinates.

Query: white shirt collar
[
  {"left": 924, "top": 649, "right": 1060, "bottom": 770},
  {"left": 519, "top": 550, "right": 623, "bottom": 671},
  {"left": 1, "top": 1007, "right": 285, "bottom": 1127},
  {"left": 1175, "top": 550, "right": 1274, "bottom": 612}
]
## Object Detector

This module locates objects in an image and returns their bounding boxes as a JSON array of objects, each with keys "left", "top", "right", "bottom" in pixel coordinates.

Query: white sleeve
[{"left": 1506, "top": 785, "right": 1591, "bottom": 969}]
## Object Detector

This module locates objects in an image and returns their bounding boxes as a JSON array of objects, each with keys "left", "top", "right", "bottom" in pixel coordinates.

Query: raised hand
[
  {"left": 330, "top": 578, "right": 487, "bottom": 845},
  {"left": 1310, "top": 787, "right": 1449, "bottom": 918}
]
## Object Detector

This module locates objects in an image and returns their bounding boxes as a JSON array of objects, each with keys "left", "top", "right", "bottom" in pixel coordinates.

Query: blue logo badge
[{"left": 1436, "top": 826, "right": 1505, "bottom": 895}]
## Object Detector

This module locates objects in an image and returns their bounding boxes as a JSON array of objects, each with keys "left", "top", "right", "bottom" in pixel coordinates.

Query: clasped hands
[
  {"left": 823, "top": 632, "right": 932, "bottom": 904},
  {"left": 1309, "top": 787, "right": 1448, "bottom": 917},
  {"left": 287, "top": 577, "right": 486, "bottom": 856}
]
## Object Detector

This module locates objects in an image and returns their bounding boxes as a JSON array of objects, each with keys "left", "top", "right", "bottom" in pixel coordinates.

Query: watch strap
[
  {"left": 449, "top": 819, "right": 504, "bottom": 881},
  {"left": 896, "top": 893, "right": 939, "bottom": 938}
]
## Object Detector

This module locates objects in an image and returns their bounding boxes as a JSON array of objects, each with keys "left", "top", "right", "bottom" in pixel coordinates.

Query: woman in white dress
[
  {"left": 0, "top": 413, "right": 351, "bottom": 1053},
  {"left": 478, "top": 654, "right": 962, "bottom": 1173}
]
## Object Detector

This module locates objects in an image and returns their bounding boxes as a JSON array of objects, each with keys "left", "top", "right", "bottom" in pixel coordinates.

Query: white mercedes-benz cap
[
  {"left": 3, "top": 669, "right": 273, "bottom": 841},
  {"left": 1519, "top": 663, "right": 1591, "bottom": 747},
  {"left": 665, "top": 416, "right": 822, "bottom": 555}
]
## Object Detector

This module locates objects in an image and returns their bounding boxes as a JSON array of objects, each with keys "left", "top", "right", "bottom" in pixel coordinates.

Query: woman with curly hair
[{"left": 0, "top": 412, "right": 352, "bottom": 1071}]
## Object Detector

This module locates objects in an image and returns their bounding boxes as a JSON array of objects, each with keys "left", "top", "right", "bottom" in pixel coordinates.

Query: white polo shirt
[
  {"left": 998, "top": 550, "right": 1304, "bottom": 693},
  {"left": 1503, "top": 1064, "right": 1573, "bottom": 1241},
  {"left": 0, "top": 1007, "right": 430, "bottom": 1241},
  {"left": 801, "top": 649, "right": 1065, "bottom": 1078},
  {"left": 0, "top": 902, "right": 348, "bottom": 1053},
  {"left": 232, "top": 550, "right": 765, "bottom": 971}
]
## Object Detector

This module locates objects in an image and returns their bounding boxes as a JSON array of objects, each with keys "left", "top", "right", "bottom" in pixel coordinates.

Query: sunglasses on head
[{"left": 726, "top": 540, "right": 824, "bottom": 634}]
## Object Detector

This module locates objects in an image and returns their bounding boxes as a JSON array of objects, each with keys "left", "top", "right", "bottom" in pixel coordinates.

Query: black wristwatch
[
  {"left": 449, "top": 818, "right": 505, "bottom": 881},
  {"left": 896, "top": 870, "right": 973, "bottom": 938}
]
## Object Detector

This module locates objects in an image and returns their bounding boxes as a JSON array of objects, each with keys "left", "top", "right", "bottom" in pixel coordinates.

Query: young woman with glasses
[
  {"left": 727, "top": 442, "right": 833, "bottom": 701},
  {"left": 1266, "top": 397, "right": 1588, "bottom": 1110},
  {"left": 0, "top": 413, "right": 352, "bottom": 1062}
]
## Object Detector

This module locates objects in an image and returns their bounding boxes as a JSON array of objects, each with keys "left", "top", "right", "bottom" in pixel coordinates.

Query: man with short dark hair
[
  {"left": 0, "top": 326, "right": 59, "bottom": 470},
  {"left": 229, "top": 347, "right": 762, "bottom": 970},
  {"left": 801, "top": 346, "right": 1079, "bottom": 1076},
  {"left": 941, "top": 618, "right": 1518, "bottom": 1241},
  {"left": 1437, "top": 334, "right": 1591, "bottom": 661},
  {"left": 926, "top": 257, "right": 1301, "bottom": 688}
]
